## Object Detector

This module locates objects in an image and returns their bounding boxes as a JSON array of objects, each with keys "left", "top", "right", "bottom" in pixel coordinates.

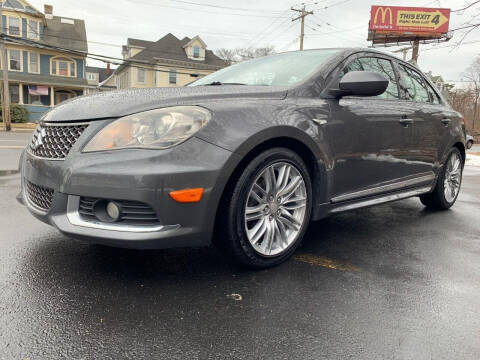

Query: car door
[
  {"left": 396, "top": 64, "right": 454, "bottom": 175},
  {"left": 324, "top": 55, "right": 417, "bottom": 200}
]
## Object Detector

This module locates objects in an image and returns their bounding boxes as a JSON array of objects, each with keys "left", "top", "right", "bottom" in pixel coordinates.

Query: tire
[
  {"left": 216, "top": 147, "right": 313, "bottom": 268},
  {"left": 419, "top": 147, "right": 463, "bottom": 210},
  {"left": 466, "top": 140, "right": 473, "bottom": 150}
]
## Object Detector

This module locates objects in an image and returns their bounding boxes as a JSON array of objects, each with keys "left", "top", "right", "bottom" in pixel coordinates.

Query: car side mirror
[{"left": 330, "top": 71, "right": 389, "bottom": 98}]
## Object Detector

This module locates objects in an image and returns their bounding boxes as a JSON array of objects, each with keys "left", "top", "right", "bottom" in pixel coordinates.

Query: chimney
[
  {"left": 106, "top": 63, "right": 111, "bottom": 75},
  {"left": 44, "top": 5, "right": 53, "bottom": 19}
]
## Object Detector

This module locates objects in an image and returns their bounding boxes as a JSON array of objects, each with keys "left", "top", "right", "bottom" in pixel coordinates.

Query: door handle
[
  {"left": 441, "top": 118, "right": 451, "bottom": 126},
  {"left": 312, "top": 118, "right": 327, "bottom": 126},
  {"left": 399, "top": 118, "right": 413, "bottom": 126}
]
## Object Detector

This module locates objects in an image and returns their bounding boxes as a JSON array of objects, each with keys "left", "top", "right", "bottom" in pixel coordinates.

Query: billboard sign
[{"left": 369, "top": 5, "right": 450, "bottom": 34}]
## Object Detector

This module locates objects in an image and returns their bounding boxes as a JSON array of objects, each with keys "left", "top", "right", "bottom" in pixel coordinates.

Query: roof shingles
[
  {"left": 126, "top": 33, "right": 227, "bottom": 68},
  {"left": 42, "top": 16, "right": 88, "bottom": 53}
]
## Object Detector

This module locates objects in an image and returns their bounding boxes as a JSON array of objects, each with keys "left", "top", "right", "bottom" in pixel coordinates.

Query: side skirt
[
  {"left": 311, "top": 173, "right": 436, "bottom": 220},
  {"left": 329, "top": 186, "right": 432, "bottom": 213}
]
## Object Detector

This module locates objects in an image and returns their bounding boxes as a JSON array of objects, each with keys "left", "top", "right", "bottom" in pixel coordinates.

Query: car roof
[{"left": 282, "top": 47, "right": 405, "bottom": 63}]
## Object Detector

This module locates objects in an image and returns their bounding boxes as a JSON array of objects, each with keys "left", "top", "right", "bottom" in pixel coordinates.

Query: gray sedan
[{"left": 19, "top": 48, "right": 466, "bottom": 268}]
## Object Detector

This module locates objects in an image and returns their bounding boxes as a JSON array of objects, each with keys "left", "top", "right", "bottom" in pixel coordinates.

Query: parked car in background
[
  {"left": 18, "top": 48, "right": 466, "bottom": 268},
  {"left": 466, "top": 134, "right": 474, "bottom": 149}
]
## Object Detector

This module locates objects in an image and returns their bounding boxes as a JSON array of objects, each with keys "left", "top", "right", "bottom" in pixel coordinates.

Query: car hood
[{"left": 42, "top": 85, "right": 288, "bottom": 122}]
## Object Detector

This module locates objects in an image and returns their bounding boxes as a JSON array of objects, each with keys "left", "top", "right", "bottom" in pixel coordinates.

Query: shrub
[{"left": 0, "top": 104, "right": 29, "bottom": 123}]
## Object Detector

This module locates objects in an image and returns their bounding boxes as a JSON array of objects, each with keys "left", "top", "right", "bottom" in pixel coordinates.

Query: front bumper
[{"left": 20, "top": 121, "right": 238, "bottom": 249}]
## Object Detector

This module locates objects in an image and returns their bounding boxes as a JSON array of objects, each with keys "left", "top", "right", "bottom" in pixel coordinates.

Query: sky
[{"left": 27, "top": 0, "right": 480, "bottom": 87}]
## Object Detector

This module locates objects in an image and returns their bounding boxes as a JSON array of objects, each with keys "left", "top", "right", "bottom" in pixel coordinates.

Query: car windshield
[{"left": 189, "top": 49, "right": 341, "bottom": 87}]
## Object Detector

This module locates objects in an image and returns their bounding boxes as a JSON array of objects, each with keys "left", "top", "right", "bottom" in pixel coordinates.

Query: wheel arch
[{"left": 211, "top": 132, "right": 328, "bottom": 239}]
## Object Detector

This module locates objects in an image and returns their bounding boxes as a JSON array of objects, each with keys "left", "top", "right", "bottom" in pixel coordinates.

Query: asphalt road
[{"left": 1, "top": 131, "right": 480, "bottom": 359}]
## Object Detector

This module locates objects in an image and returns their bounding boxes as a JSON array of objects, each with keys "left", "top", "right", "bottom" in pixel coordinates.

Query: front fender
[{"left": 195, "top": 100, "right": 332, "bottom": 221}]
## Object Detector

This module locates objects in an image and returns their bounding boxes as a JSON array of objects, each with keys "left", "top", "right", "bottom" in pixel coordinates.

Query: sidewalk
[{"left": 0, "top": 123, "right": 37, "bottom": 132}]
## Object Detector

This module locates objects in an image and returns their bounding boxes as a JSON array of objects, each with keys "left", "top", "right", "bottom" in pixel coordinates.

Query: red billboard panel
[{"left": 369, "top": 5, "right": 450, "bottom": 34}]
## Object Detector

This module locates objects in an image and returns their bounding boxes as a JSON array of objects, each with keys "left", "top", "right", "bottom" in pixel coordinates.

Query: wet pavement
[{"left": 1, "top": 134, "right": 480, "bottom": 359}]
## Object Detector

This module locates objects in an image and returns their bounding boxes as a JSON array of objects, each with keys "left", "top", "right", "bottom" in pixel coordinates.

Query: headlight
[{"left": 83, "top": 106, "right": 210, "bottom": 152}]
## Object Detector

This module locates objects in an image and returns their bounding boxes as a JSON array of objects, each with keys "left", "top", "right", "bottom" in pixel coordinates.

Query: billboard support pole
[{"left": 411, "top": 39, "right": 420, "bottom": 64}]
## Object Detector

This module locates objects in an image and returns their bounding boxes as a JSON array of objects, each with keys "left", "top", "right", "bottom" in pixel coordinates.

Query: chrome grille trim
[
  {"left": 25, "top": 179, "right": 54, "bottom": 211},
  {"left": 66, "top": 196, "right": 177, "bottom": 233},
  {"left": 28, "top": 122, "right": 89, "bottom": 160}
]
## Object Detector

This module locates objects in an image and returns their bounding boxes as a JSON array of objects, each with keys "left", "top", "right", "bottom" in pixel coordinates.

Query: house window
[
  {"left": 29, "top": 94, "right": 42, "bottom": 105},
  {"left": 193, "top": 46, "right": 200, "bottom": 58},
  {"left": 169, "top": 69, "right": 177, "bottom": 84},
  {"left": 27, "top": 19, "right": 39, "bottom": 39},
  {"left": 8, "top": 17, "right": 21, "bottom": 36},
  {"left": 51, "top": 57, "right": 76, "bottom": 77},
  {"left": 59, "top": 61, "right": 68, "bottom": 76},
  {"left": 9, "top": 85, "right": 19, "bottom": 103},
  {"left": 28, "top": 52, "right": 39, "bottom": 73},
  {"left": 55, "top": 90, "right": 76, "bottom": 105},
  {"left": 8, "top": 49, "right": 22, "bottom": 71},
  {"left": 136, "top": 68, "right": 145, "bottom": 83},
  {"left": 87, "top": 73, "right": 96, "bottom": 81}
]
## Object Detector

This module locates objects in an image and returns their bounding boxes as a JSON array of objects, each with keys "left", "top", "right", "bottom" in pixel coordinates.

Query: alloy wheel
[
  {"left": 244, "top": 162, "right": 307, "bottom": 256},
  {"left": 443, "top": 152, "right": 462, "bottom": 203}
]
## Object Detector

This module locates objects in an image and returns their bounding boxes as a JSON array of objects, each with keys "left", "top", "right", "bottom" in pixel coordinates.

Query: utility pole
[
  {"left": 0, "top": 3, "right": 11, "bottom": 131},
  {"left": 291, "top": 5, "right": 314, "bottom": 51}
]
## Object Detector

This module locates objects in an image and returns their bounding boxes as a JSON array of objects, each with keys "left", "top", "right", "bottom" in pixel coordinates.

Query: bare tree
[
  {"left": 215, "top": 46, "right": 276, "bottom": 65},
  {"left": 451, "top": 1, "right": 480, "bottom": 46},
  {"left": 448, "top": 87, "right": 475, "bottom": 131},
  {"left": 464, "top": 56, "right": 480, "bottom": 131},
  {"left": 214, "top": 48, "right": 237, "bottom": 65}
]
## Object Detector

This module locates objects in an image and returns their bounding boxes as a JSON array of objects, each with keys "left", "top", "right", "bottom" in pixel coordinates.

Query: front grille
[
  {"left": 25, "top": 180, "right": 54, "bottom": 211},
  {"left": 29, "top": 123, "right": 89, "bottom": 159},
  {"left": 79, "top": 197, "right": 161, "bottom": 226}
]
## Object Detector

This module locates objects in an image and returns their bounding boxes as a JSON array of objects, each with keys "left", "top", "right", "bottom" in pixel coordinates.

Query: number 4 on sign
[{"left": 430, "top": 11, "right": 448, "bottom": 29}]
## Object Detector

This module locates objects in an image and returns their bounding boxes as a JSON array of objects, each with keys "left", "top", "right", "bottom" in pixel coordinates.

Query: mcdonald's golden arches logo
[{"left": 374, "top": 7, "right": 393, "bottom": 25}]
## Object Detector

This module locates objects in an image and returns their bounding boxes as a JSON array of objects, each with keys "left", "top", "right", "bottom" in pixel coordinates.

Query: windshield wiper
[{"left": 204, "top": 81, "right": 246, "bottom": 86}]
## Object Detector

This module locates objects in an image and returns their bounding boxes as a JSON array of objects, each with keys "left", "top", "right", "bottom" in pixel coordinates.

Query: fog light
[{"left": 106, "top": 201, "right": 121, "bottom": 221}]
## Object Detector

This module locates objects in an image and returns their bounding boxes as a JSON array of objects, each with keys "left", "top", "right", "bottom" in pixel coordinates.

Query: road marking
[
  {"left": 293, "top": 254, "right": 361, "bottom": 272},
  {"left": 0, "top": 146, "right": 25, "bottom": 149}
]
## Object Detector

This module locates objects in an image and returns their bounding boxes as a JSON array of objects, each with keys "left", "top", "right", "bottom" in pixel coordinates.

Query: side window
[
  {"left": 341, "top": 59, "right": 363, "bottom": 75},
  {"left": 425, "top": 82, "right": 441, "bottom": 104},
  {"left": 341, "top": 57, "right": 399, "bottom": 100},
  {"left": 399, "top": 66, "right": 430, "bottom": 103}
]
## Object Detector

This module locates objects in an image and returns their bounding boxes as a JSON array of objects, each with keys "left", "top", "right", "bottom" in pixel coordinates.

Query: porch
[
  {"left": 2, "top": 71, "right": 88, "bottom": 122},
  {"left": 10, "top": 83, "right": 84, "bottom": 122}
]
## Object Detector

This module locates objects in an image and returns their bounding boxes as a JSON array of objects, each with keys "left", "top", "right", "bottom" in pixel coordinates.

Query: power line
[
  {"left": 242, "top": 9, "right": 291, "bottom": 48},
  {"left": 452, "top": 1, "right": 480, "bottom": 13},
  {"left": 1, "top": 27, "right": 221, "bottom": 69},
  {"left": 3, "top": 34, "right": 220, "bottom": 77},
  {"left": 310, "top": 14, "right": 366, "bottom": 42},
  {"left": 168, "top": 0, "right": 286, "bottom": 13},
  {"left": 278, "top": 36, "right": 300, "bottom": 52},
  {"left": 129, "top": 0, "right": 288, "bottom": 18},
  {"left": 419, "top": 39, "right": 480, "bottom": 51},
  {"left": 450, "top": 23, "right": 480, "bottom": 32},
  {"left": 310, "top": 0, "right": 352, "bottom": 11},
  {"left": 244, "top": 16, "right": 292, "bottom": 49},
  {"left": 304, "top": 19, "right": 366, "bottom": 46}
]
